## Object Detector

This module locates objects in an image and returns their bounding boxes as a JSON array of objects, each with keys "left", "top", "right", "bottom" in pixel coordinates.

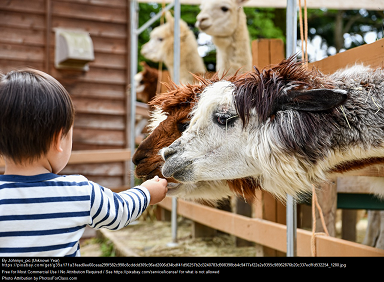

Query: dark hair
[{"left": 0, "top": 69, "right": 75, "bottom": 164}]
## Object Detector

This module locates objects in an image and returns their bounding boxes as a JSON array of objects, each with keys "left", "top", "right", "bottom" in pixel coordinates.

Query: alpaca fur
[
  {"left": 134, "top": 62, "right": 158, "bottom": 104},
  {"left": 196, "top": 0, "right": 252, "bottom": 76},
  {"left": 141, "top": 12, "right": 205, "bottom": 84},
  {"left": 132, "top": 72, "right": 257, "bottom": 202},
  {"left": 160, "top": 57, "right": 384, "bottom": 200}
]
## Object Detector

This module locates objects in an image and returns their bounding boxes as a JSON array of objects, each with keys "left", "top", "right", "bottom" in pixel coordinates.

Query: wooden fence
[
  {"left": 156, "top": 38, "right": 384, "bottom": 257},
  {"left": 158, "top": 197, "right": 384, "bottom": 256}
]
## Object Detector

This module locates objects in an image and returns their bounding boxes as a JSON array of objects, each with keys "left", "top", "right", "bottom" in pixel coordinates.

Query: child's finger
[{"left": 153, "top": 175, "right": 159, "bottom": 181}]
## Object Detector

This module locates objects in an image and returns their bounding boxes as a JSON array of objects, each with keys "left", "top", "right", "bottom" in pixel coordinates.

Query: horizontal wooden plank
[
  {"left": 0, "top": 0, "right": 45, "bottom": 14},
  {"left": 309, "top": 38, "right": 384, "bottom": 74},
  {"left": 72, "top": 97, "right": 126, "bottom": 115},
  {"left": 0, "top": 26, "right": 45, "bottom": 46},
  {"left": 50, "top": 66, "right": 126, "bottom": 85},
  {"left": 52, "top": 16, "right": 127, "bottom": 39},
  {"left": 58, "top": 0, "right": 127, "bottom": 8},
  {"left": 89, "top": 52, "right": 127, "bottom": 69},
  {"left": 52, "top": 1, "right": 126, "bottom": 23},
  {"left": 337, "top": 176, "right": 374, "bottom": 194},
  {"left": 64, "top": 82, "right": 125, "bottom": 99},
  {"left": 81, "top": 175, "right": 124, "bottom": 188},
  {"left": 73, "top": 127, "right": 125, "bottom": 146},
  {"left": 91, "top": 36, "right": 127, "bottom": 55},
  {"left": 75, "top": 113, "right": 126, "bottom": 130},
  {"left": 0, "top": 43, "right": 44, "bottom": 62},
  {"left": 0, "top": 59, "right": 44, "bottom": 73},
  {"left": 67, "top": 148, "right": 130, "bottom": 164},
  {"left": 62, "top": 162, "right": 124, "bottom": 176},
  {"left": 0, "top": 10, "right": 45, "bottom": 30},
  {"left": 0, "top": 149, "right": 130, "bottom": 167},
  {"left": 72, "top": 143, "right": 124, "bottom": 150},
  {"left": 48, "top": 47, "right": 126, "bottom": 69},
  {"left": 158, "top": 197, "right": 384, "bottom": 256}
]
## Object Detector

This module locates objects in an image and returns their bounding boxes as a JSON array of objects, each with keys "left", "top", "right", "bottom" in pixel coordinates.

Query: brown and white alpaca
[
  {"left": 132, "top": 72, "right": 257, "bottom": 202},
  {"left": 141, "top": 11, "right": 206, "bottom": 84},
  {"left": 134, "top": 62, "right": 158, "bottom": 104},
  {"left": 160, "top": 57, "right": 384, "bottom": 201},
  {"left": 196, "top": 0, "right": 252, "bottom": 76}
]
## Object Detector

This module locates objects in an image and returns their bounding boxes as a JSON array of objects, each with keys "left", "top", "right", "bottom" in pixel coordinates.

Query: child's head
[{"left": 0, "top": 69, "right": 75, "bottom": 165}]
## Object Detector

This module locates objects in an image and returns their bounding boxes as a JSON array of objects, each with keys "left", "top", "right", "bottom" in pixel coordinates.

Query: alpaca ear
[
  {"left": 236, "top": 0, "right": 250, "bottom": 6},
  {"left": 166, "top": 11, "right": 189, "bottom": 36},
  {"left": 277, "top": 88, "right": 348, "bottom": 112},
  {"left": 165, "top": 11, "right": 174, "bottom": 31}
]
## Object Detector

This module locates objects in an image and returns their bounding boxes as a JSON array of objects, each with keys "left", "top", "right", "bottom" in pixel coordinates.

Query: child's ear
[{"left": 53, "top": 130, "right": 64, "bottom": 153}]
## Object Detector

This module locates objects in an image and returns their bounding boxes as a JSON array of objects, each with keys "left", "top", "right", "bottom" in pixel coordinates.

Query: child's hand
[{"left": 140, "top": 176, "right": 168, "bottom": 205}]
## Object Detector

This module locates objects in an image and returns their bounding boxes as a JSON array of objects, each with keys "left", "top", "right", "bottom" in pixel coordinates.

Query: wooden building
[{"left": 0, "top": 0, "right": 132, "bottom": 188}]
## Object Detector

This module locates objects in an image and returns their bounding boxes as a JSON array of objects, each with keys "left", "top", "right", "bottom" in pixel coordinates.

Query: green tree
[{"left": 303, "top": 9, "right": 384, "bottom": 56}]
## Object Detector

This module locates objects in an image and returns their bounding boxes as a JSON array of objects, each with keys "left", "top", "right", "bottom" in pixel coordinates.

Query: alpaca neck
[{"left": 212, "top": 9, "right": 252, "bottom": 76}]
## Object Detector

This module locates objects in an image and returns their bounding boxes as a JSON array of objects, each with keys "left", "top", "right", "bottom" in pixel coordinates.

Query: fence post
[
  {"left": 286, "top": 0, "right": 297, "bottom": 257},
  {"left": 168, "top": 0, "right": 181, "bottom": 246}
]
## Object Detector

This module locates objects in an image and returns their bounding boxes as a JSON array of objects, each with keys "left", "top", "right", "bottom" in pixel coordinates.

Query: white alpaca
[
  {"left": 141, "top": 12, "right": 206, "bottom": 84},
  {"left": 196, "top": 0, "right": 252, "bottom": 76},
  {"left": 160, "top": 58, "right": 384, "bottom": 201}
]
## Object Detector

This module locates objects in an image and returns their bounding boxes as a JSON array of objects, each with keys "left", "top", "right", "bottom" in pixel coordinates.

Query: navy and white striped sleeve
[{"left": 88, "top": 182, "right": 150, "bottom": 230}]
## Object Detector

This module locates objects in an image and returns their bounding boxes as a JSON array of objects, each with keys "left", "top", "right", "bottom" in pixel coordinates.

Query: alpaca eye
[
  {"left": 221, "top": 6, "right": 229, "bottom": 12},
  {"left": 158, "top": 38, "right": 163, "bottom": 42},
  {"left": 217, "top": 116, "right": 227, "bottom": 125},
  {"left": 177, "top": 122, "right": 190, "bottom": 133},
  {"left": 214, "top": 113, "right": 238, "bottom": 127}
]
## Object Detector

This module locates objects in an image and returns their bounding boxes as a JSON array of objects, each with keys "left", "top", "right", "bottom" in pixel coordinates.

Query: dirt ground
[
  {"left": 80, "top": 218, "right": 259, "bottom": 257},
  {"left": 80, "top": 212, "right": 369, "bottom": 257}
]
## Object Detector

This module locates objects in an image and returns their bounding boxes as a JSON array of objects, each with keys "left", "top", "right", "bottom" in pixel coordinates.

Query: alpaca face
[
  {"left": 133, "top": 106, "right": 233, "bottom": 201},
  {"left": 161, "top": 81, "right": 260, "bottom": 183},
  {"left": 196, "top": 0, "right": 247, "bottom": 37},
  {"left": 141, "top": 24, "right": 172, "bottom": 63}
]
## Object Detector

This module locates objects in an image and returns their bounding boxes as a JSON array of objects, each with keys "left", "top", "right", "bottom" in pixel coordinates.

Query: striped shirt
[{"left": 0, "top": 173, "right": 150, "bottom": 257}]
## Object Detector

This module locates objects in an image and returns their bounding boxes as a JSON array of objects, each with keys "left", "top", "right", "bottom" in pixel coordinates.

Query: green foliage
[
  {"left": 244, "top": 8, "right": 285, "bottom": 42},
  {"left": 303, "top": 9, "right": 384, "bottom": 55}
]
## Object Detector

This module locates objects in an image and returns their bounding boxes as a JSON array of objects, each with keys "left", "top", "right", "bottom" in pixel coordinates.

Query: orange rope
[
  {"left": 311, "top": 185, "right": 330, "bottom": 256},
  {"left": 298, "top": 0, "right": 308, "bottom": 66},
  {"left": 156, "top": 1, "right": 166, "bottom": 94}
]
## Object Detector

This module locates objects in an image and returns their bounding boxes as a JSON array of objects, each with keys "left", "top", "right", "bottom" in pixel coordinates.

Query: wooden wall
[{"left": 0, "top": 0, "right": 130, "bottom": 188}]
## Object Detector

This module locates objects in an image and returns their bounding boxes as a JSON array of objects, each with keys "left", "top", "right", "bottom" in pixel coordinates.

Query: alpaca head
[
  {"left": 134, "top": 62, "right": 158, "bottom": 103},
  {"left": 161, "top": 57, "right": 353, "bottom": 200},
  {"left": 141, "top": 11, "right": 190, "bottom": 63},
  {"left": 196, "top": 0, "right": 249, "bottom": 37},
  {"left": 132, "top": 76, "right": 233, "bottom": 201},
  {"left": 132, "top": 73, "right": 259, "bottom": 202}
]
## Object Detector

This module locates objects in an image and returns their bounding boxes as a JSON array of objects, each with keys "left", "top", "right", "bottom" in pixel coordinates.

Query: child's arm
[{"left": 88, "top": 176, "right": 167, "bottom": 230}]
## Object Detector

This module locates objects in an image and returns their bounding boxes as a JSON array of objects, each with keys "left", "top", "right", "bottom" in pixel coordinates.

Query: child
[{"left": 0, "top": 69, "right": 168, "bottom": 256}]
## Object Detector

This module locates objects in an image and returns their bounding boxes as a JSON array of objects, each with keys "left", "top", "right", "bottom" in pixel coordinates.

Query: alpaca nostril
[
  {"left": 196, "top": 16, "right": 208, "bottom": 28},
  {"left": 132, "top": 150, "right": 147, "bottom": 165},
  {"left": 161, "top": 147, "right": 176, "bottom": 161},
  {"left": 199, "top": 17, "right": 208, "bottom": 23}
]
